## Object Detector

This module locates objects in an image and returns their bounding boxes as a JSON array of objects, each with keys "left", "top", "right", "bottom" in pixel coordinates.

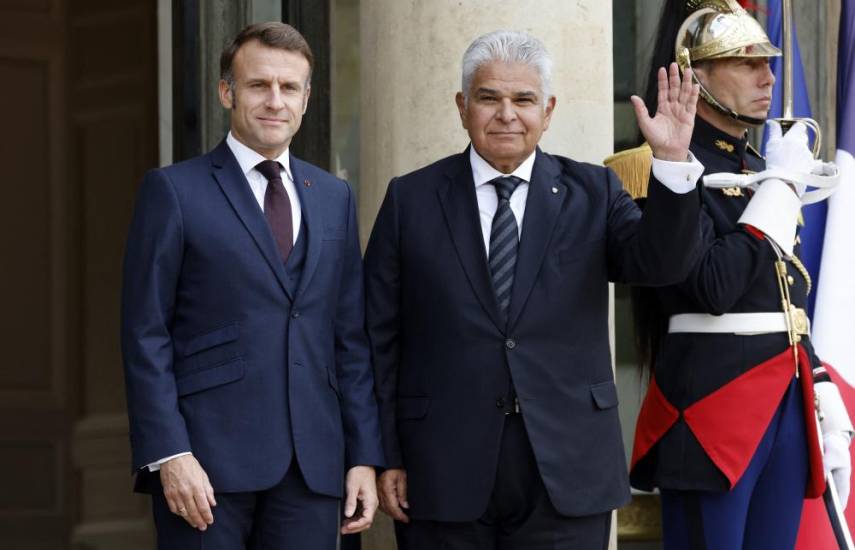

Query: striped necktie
[{"left": 488, "top": 175, "right": 523, "bottom": 323}]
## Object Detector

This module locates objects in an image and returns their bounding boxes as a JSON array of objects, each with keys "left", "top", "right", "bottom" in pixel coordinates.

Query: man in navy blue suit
[
  {"left": 121, "top": 22, "right": 383, "bottom": 549},
  {"left": 365, "top": 31, "right": 705, "bottom": 549}
]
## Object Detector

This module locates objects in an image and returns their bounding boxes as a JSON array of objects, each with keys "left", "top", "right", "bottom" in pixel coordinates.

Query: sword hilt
[{"left": 772, "top": 116, "right": 823, "bottom": 159}]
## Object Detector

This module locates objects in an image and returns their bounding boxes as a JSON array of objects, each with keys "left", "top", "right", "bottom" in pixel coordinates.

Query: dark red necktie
[{"left": 256, "top": 160, "right": 293, "bottom": 263}]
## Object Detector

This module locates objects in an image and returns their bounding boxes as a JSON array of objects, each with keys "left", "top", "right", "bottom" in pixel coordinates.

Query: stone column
[{"left": 358, "top": 3, "right": 615, "bottom": 549}]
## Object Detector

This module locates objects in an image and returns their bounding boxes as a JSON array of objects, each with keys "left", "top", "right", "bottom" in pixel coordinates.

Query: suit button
[
  {"left": 496, "top": 398, "right": 505, "bottom": 408},
  {"left": 505, "top": 339, "right": 516, "bottom": 350},
  {"left": 292, "top": 311, "right": 300, "bottom": 319}
]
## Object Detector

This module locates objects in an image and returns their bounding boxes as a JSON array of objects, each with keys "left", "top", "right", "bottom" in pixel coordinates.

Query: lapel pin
[
  {"left": 304, "top": 179, "right": 311, "bottom": 187},
  {"left": 551, "top": 186, "right": 558, "bottom": 194}
]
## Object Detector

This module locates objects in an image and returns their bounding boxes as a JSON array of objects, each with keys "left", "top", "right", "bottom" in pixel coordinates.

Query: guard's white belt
[{"left": 668, "top": 312, "right": 809, "bottom": 335}]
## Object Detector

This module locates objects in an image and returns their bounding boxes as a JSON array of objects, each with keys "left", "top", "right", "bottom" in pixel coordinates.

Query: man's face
[
  {"left": 455, "top": 61, "right": 555, "bottom": 173},
  {"left": 695, "top": 56, "right": 775, "bottom": 126},
  {"left": 218, "top": 40, "right": 311, "bottom": 159}
]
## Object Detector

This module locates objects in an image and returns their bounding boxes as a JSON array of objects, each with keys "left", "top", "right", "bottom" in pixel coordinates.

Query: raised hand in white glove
[
  {"left": 824, "top": 432, "right": 852, "bottom": 508},
  {"left": 765, "top": 121, "right": 816, "bottom": 196}
]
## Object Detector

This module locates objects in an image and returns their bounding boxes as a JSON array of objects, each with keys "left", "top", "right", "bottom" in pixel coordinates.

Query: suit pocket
[
  {"left": 183, "top": 322, "right": 239, "bottom": 356},
  {"left": 396, "top": 396, "right": 429, "bottom": 420},
  {"left": 176, "top": 358, "right": 245, "bottom": 396},
  {"left": 590, "top": 380, "right": 619, "bottom": 409},
  {"left": 557, "top": 238, "right": 605, "bottom": 265}
]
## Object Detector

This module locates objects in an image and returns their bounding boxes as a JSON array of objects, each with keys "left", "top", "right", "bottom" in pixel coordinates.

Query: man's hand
[
  {"left": 377, "top": 468, "right": 409, "bottom": 523},
  {"left": 159, "top": 454, "right": 216, "bottom": 530},
  {"left": 341, "top": 466, "right": 379, "bottom": 534},
  {"left": 631, "top": 63, "right": 700, "bottom": 162},
  {"left": 824, "top": 432, "right": 852, "bottom": 508},
  {"left": 765, "top": 121, "right": 817, "bottom": 196},
  {"left": 815, "top": 380, "right": 855, "bottom": 509}
]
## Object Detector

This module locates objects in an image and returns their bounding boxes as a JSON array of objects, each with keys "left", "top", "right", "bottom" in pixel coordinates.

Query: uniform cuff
[
  {"left": 650, "top": 152, "right": 705, "bottom": 194},
  {"left": 737, "top": 178, "right": 801, "bottom": 255}
]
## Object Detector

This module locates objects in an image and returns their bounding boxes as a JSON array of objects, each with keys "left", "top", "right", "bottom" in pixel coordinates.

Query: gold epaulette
[{"left": 604, "top": 143, "right": 652, "bottom": 199}]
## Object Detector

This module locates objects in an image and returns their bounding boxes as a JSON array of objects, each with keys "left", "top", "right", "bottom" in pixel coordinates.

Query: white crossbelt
[
  {"left": 668, "top": 312, "right": 810, "bottom": 336},
  {"left": 703, "top": 163, "right": 840, "bottom": 205}
]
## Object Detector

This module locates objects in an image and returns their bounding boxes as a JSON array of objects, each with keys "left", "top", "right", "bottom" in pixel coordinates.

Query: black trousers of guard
[{"left": 394, "top": 414, "right": 611, "bottom": 550}]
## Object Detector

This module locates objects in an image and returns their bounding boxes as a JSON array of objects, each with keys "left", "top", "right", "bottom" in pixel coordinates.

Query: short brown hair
[{"left": 220, "top": 22, "right": 314, "bottom": 85}]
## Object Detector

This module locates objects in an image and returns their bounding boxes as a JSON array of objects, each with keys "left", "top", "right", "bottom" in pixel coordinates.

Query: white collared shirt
[
  {"left": 226, "top": 132, "right": 302, "bottom": 244},
  {"left": 470, "top": 145, "right": 702, "bottom": 258},
  {"left": 470, "top": 146, "right": 534, "bottom": 256}
]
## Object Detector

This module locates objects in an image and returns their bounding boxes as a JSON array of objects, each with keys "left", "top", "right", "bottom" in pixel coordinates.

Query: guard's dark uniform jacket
[{"left": 630, "top": 116, "right": 826, "bottom": 497}]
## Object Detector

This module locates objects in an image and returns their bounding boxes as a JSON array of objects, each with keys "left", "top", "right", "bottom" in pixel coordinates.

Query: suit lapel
[
  {"left": 507, "top": 149, "right": 565, "bottom": 330},
  {"left": 437, "top": 150, "right": 505, "bottom": 333},
  {"left": 291, "top": 156, "right": 323, "bottom": 300},
  {"left": 210, "top": 141, "right": 294, "bottom": 301}
]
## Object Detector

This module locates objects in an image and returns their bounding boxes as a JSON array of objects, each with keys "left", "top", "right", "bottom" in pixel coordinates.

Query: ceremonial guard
[{"left": 608, "top": 1, "right": 854, "bottom": 548}]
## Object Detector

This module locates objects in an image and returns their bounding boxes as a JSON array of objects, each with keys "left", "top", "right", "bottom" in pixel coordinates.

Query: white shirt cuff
[
  {"left": 146, "top": 452, "right": 192, "bottom": 472},
  {"left": 737, "top": 178, "right": 801, "bottom": 255},
  {"left": 650, "top": 152, "right": 705, "bottom": 194}
]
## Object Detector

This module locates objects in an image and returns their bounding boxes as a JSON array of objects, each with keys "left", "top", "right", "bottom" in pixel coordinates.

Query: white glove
[
  {"left": 765, "top": 121, "right": 816, "bottom": 196},
  {"left": 816, "top": 380, "right": 855, "bottom": 509},
  {"left": 824, "top": 432, "right": 852, "bottom": 508}
]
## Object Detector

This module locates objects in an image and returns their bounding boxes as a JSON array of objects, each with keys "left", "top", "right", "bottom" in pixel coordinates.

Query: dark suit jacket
[
  {"left": 364, "top": 146, "right": 702, "bottom": 521},
  {"left": 121, "top": 140, "right": 383, "bottom": 498}
]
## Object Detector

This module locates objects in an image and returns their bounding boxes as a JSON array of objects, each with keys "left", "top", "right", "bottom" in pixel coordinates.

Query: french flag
[{"left": 794, "top": 0, "right": 855, "bottom": 546}]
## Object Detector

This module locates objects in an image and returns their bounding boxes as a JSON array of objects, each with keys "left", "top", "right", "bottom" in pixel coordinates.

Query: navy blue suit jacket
[
  {"left": 121, "top": 140, "right": 383, "bottom": 498},
  {"left": 364, "top": 147, "right": 701, "bottom": 521}
]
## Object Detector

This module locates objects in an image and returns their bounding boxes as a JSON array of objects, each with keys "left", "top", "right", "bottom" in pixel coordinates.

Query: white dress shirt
[
  {"left": 471, "top": 146, "right": 534, "bottom": 256},
  {"left": 470, "top": 145, "right": 703, "bottom": 257},
  {"left": 226, "top": 132, "right": 302, "bottom": 243},
  {"left": 145, "top": 133, "right": 304, "bottom": 473}
]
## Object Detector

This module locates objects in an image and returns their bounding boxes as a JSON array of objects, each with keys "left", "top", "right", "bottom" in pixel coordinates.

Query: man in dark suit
[
  {"left": 364, "top": 30, "right": 704, "bottom": 549},
  {"left": 121, "top": 22, "right": 383, "bottom": 549}
]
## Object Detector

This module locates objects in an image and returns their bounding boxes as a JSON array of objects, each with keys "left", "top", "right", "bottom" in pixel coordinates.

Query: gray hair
[{"left": 461, "top": 30, "right": 554, "bottom": 106}]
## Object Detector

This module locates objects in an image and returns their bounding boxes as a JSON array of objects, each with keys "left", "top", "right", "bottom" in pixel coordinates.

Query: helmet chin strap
[
  {"left": 677, "top": 47, "right": 767, "bottom": 128},
  {"left": 698, "top": 83, "right": 767, "bottom": 127}
]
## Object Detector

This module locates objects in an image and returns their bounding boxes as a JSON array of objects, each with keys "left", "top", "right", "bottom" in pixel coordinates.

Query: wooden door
[{"left": 0, "top": 1, "right": 159, "bottom": 548}]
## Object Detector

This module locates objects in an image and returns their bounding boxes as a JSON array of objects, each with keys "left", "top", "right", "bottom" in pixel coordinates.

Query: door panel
[{"left": 0, "top": 1, "right": 159, "bottom": 548}]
